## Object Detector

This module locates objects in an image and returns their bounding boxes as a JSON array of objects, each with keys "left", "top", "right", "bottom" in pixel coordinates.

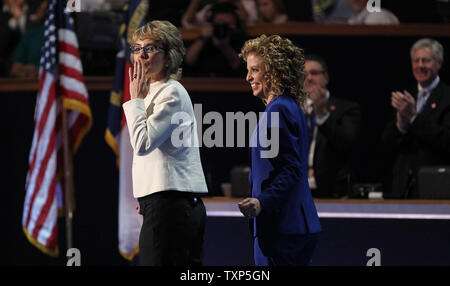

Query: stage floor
[{"left": 202, "top": 198, "right": 450, "bottom": 266}]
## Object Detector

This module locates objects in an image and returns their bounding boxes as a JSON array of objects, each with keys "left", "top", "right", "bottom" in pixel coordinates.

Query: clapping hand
[
  {"left": 307, "top": 85, "right": 328, "bottom": 117},
  {"left": 391, "top": 90, "right": 416, "bottom": 130}
]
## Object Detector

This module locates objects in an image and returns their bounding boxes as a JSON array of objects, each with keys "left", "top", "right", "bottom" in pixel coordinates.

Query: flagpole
[
  {"left": 61, "top": 97, "right": 74, "bottom": 251},
  {"left": 59, "top": 0, "right": 74, "bottom": 254}
]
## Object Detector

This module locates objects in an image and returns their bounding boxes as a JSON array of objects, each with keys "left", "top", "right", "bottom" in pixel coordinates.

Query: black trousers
[{"left": 137, "top": 191, "right": 206, "bottom": 266}]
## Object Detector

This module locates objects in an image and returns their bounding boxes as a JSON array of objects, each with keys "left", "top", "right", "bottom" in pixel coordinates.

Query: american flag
[{"left": 22, "top": 0, "right": 92, "bottom": 257}]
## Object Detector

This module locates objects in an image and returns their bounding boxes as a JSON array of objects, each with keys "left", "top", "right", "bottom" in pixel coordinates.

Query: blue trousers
[{"left": 254, "top": 234, "right": 319, "bottom": 266}]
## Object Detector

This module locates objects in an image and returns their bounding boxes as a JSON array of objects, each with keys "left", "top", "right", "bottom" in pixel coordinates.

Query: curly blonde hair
[
  {"left": 131, "top": 20, "right": 186, "bottom": 80},
  {"left": 239, "top": 35, "right": 307, "bottom": 109}
]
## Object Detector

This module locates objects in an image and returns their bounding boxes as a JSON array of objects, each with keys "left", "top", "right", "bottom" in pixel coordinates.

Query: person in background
[
  {"left": 347, "top": 0, "right": 399, "bottom": 24},
  {"left": 238, "top": 35, "right": 321, "bottom": 266},
  {"left": 0, "top": 0, "right": 46, "bottom": 76},
  {"left": 123, "top": 20, "right": 208, "bottom": 265},
  {"left": 184, "top": 2, "right": 246, "bottom": 77},
  {"left": 311, "top": 0, "right": 353, "bottom": 23},
  {"left": 304, "top": 54, "right": 361, "bottom": 198},
  {"left": 9, "top": 0, "right": 47, "bottom": 78},
  {"left": 381, "top": 38, "right": 450, "bottom": 198},
  {"left": 1, "top": 0, "right": 26, "bottom": 34},
  {"left": 255, "top": 0, "right": 287, "bottom": 24},
  {"left": 182, "top": 0, "right": 257, "bottom": 27},
  {"left": 9, "top": 25, "right": 44, "bottom": 78},
  {"left": 0, "top": 0, "right": 22, "bottom": 76}
]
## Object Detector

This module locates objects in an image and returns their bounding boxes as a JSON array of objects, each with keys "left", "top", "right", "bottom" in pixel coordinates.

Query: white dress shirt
[
  {"left": 122, "top": 79, "right": 208, "bottom": 198},
  {"left": 416, "top": 76, "right": 440, "bottom": 113}
]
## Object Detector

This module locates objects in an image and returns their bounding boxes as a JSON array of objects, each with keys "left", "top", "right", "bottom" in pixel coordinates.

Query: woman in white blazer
[{"left": 122, "top": 20, "right": 208, "bottom": 266}]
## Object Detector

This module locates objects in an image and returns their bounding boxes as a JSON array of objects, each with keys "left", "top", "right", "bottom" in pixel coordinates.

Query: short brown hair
[{"left": 130, "top": 20, "right": 186, "bottom": 80}]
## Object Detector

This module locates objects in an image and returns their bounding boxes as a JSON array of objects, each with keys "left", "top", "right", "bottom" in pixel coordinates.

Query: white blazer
[{"left": 122, "top": 79, "right": 208, "bottom": 198}]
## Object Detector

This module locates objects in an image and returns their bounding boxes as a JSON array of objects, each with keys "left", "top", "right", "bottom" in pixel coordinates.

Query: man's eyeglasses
[
  {"left": 130, "top": 44, "right": 164, "bottom": 54},
  {"left": 305, "top": 70, "right": 325, "bottom": 76}
]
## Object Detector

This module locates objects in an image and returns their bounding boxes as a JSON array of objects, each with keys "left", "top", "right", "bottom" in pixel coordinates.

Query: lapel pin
[
  {"left": 330, "top": 105, "right": 336, "bottom": 111},
  {"left": 431, "top": 103, "right": 436, "bottom": 109}
]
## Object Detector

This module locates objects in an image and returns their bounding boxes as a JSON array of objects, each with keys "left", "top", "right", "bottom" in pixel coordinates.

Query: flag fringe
[
  {"left": 119, "top": 244, "right": 139, "bottom": 261},
  {"left": 23, "top": 226, "right": 59, "bottom": 257},
  {"left": 105, "top": 129, "right": 120, "bottom": 167}
]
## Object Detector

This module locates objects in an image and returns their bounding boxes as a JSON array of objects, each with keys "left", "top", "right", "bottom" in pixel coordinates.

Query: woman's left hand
[
  {"left": 238, "top": 198, "right": 262, "bottom": 218},
  {"left": 136, "top": 204, "right": 142, "bottom": 215},
  {"left": 129, "top": 59, "right": 151, "bottom": 100}
]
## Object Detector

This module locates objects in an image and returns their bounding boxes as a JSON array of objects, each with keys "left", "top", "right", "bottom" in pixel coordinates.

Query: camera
[{"left": 213, "top": 22, "right": 231, "bottom": 40}]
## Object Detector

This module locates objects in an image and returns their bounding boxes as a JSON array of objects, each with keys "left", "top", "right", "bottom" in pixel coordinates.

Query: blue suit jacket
[{"left": 250, "top": 95, "right": 322, "bottom": 255}]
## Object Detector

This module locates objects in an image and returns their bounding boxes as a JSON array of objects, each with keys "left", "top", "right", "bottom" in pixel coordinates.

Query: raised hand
[
  {"left": 129, "top": 59, "right": 151, "bottom": 100},
  {"left": 391, "top": 90, "right": 416, "bottom": 121},
  {"left": 308, "top": 85, "right": 328, "bottom": 117}
]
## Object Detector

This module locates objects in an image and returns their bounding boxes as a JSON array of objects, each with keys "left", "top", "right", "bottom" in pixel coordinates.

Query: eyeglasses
[
  {"left": 130, "top": 44, "right": 164, "bottom": 54},
  {"left": 305, "top": 70, "right": 325, "bottom": 76}
]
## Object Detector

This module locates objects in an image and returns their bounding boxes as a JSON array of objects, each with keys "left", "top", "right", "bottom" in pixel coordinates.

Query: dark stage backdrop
[{"left": 1, "top": 33, "right": 450, "bottom": 265}]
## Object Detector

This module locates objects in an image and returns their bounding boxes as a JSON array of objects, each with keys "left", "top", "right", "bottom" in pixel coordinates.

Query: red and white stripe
[{"left": 23, "top": 26, "right": 90, "bottom": 256}]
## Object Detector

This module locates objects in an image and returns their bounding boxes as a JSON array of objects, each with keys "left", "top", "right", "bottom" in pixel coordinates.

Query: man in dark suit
[
  {"left": 381, "top": 38, "right": 450, "bottom": 198},
  {"left": 304, "top": 54, "right": 361, "bottom": 198}
]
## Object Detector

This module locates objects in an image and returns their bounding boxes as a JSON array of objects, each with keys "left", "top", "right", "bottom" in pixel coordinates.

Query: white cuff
[{"left": 315, "top": 112, "right": 330, "bottom": 126}]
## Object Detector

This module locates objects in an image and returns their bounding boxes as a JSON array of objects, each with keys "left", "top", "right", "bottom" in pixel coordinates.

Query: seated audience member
[
  {"left": 182, "top": 0, "right": 257, "bottom": 27},
  {"left": 312, "top": 0, "right": 353, "bottom": 23},
  {"left": 10, "top": 25, "right": 44, "bottom": 78},
  {"left": 0, "top": 0, "right": 46, "bottom": 76},
  {"left": 381, "top": 38, "right": 450, "bottom": 198},
  {"left": 9, "top": 0, "right": 46, "bottom": 78},
  {"left": 4, "top": 0, "right": 47, "bottom": 30},
  {"left": 255, "top": 0, "right": 287, "bottom": 24},
  {"left": 1, "top": 0, "right": 26, "bottom": 34},
  {"left": 304, "top": 54, "right": 361, "bottom": 198},
  {"left": 347, "top": 0, "right": 399, "bottom": 24},
  {"left": 184, "top": 2, "right": 246, "bottom": 77}
]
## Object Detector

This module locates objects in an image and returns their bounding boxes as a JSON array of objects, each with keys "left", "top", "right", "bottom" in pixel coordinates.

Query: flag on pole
[
  {"left": 105, "top": 0, "right": 148, "bottom": 261},
  {"left": 22, "top": 0, "right": 92, "bottom": 257}
]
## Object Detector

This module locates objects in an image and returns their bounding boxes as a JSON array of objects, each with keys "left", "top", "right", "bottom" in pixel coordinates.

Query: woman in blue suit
[{"left": 238, "top": 35, "right": 322, "bottom": 266}]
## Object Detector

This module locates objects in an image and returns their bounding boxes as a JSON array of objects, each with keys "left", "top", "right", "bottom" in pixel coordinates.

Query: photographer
[{"left": 184, "top": 2, "right": 246, "bottom": 77}]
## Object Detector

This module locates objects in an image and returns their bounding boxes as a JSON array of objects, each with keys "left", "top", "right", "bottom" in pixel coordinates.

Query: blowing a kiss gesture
[{"left": 129, "top": 59, "right": 151, "bottom": 100}]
